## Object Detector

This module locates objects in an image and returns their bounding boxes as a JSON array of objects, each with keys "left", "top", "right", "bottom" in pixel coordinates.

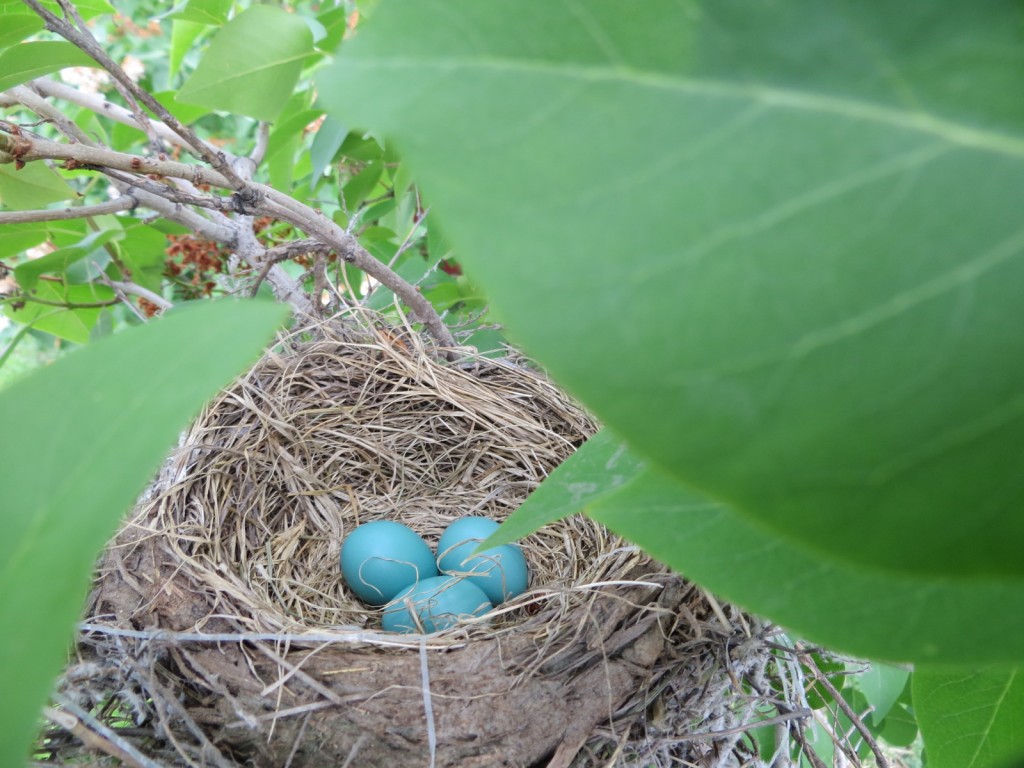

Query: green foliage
[
  {"left": 855, "top": 661, "right": 910, "bottom": 726},
  {"left": 319, "top": 0, "right": 1024, "bottom": 581},
  {"left": 177, "top": 5, "right": 315, "bottom": 121},
  {"left": 587, "top": 465, "right": 1024, "bottom": 664},
  {"left": 0, "top": 41, "right": 92, "bottom": 91},
  {"left": 0, "top": 14, "right": 42, "bottom": 50},
  {"left": 0, "top": 162, "right": 73, "bottom": 209},
  {"left": 484, "top": 428, "right": 647, "bottom": 548},
  {"left": 0, "top": 299, "right": 287, "bottom": 766},
  {"left": 315, "top": 0, "right": 1024, "bottom": 763},
  {"left": 3, "top": 0, "right": 1023, "bottom": 763},
  {"left": 915, "top": 668, "right": 1024, "bottom": 768}
]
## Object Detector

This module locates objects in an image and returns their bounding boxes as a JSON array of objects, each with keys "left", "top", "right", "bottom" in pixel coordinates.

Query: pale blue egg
[
  {"left": 437, "top": 517, "right": 529, "bottom": 604},
  {"left": 340, "top": 521, "right": 437, "bottom": 606},
  {"left": 381, "top": 576, "right": 493, "bottom": 633}
]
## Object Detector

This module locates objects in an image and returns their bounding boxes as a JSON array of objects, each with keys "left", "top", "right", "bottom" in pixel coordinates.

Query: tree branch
[
  {"left": 26, "top": 78, "right": 194, "bottom": 151},
  {"left": 22, "top": 0, "right": 245, "bottom": 186},
  {"left": 0, "top": 196, "right": 136, "bottom": 224},
  {"left": 4, "top": 84, "right": 97, "bottom": 145},
  {"left": 2, "top": 64, "right": 457, "bottom": 355},
  {"left": 106, "top": 280, "right": 172, "bottom": 311},
  {"left": 0, "top": 131, "right": 234, "bottom": 189},
  {"left": 800, "top": 648, "right": 889, "bottom": 768},
  {"left": 258, "top": 193, "right": 459, "bottom": 356}
]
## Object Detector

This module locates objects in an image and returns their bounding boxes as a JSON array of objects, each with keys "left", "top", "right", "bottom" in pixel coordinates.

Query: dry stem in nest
[{"left": 50, "top": 312, "right": 841, "bottom": 767}]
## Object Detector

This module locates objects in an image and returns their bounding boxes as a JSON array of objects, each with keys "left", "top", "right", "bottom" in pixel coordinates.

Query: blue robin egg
[
  {"left": 436, "top": 517, "right": 529, "bottom": 605},
  {"left": 340, "top": 521, "right": 438, "bottom": 606},
  {"left": 381, "top": 575, "right": 493, "bottom": 633}
]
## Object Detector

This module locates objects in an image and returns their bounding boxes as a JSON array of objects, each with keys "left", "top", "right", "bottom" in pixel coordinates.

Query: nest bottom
[{"left": 59, "top": 317, "right": 800, "bottom": 767}]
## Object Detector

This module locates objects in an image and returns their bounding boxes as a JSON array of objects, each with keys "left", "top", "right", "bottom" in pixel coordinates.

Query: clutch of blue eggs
[{"left": 339, "top": 517, "right": 529, "bottom": 633}]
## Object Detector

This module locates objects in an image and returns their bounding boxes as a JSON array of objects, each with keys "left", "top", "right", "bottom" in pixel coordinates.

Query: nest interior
[{"left": 70, "top": 316, "right": 787, "bottom": 768}]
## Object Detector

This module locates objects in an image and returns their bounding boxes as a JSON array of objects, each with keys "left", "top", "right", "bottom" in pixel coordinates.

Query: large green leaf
[
  {"left": 319, "top": 0, "right": 1024, "bottom": 580},
  {"left": 914, "top": 668, "right": 1024, "bottom": 768},
  {"left": 177, "top": 5, "right": 314, "bottom": 121},
  {"left": 0, "top": 41, "right": 93, "bottom": 91},
  {"left": 586, "top": 466, "right": 1024, "bottom": 663},
  {"left": 0, "top": 299, "right": 286, "bottom": 766}
]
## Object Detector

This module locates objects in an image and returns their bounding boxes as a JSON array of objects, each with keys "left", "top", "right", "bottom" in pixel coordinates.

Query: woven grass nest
[{"left": 68, "top": 314, "right": 794, "bottom": 768}]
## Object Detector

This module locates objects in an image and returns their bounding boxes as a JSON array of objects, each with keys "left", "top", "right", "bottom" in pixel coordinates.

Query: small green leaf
[
  {"left": 170, "top": 0, "right": 231, "bottom": 25},
  {"left": 0, "top": 299, "right": 287, "bottom": 766},
  {"left": 586, "top": 467, "right": 1024, "bottom": 663},
  {"left": 4, "top": 282, "right": 114, "bottom": 344},
  {"left": 0, "top": 222, "right": 48, "bottom": 258},
  {"left": 0, "top": 14, "right": 43, "bottom": 51},
  {"left": 177, "top": 5, "right": 314, "bottom": 121},
  {"left": 804, "top": 652, "right": 846, "bottom": 710},
  {"left": 0, "top": 41, "right": 93, "bottom": 91},
  {"left": 36, "top": 0, "right": 113, "bottom": 18},
  {"left": 856, "top": 662, "right": 911, "bottom": 726},
  {"left": 342, "top": 159, "right": 383, "bottom": 210},
  {"left": 117, "top": 224, "right": 169, "bottom": 293},
  {"left": 0, "top": 162, "right": 75, "bottom": 209},
  {"left": 169, "top": 19, "right": 206, "bottom": 80},
  {"left": 484, "top": 428, "right": 646, "bottom": 548},
  {"left": 880, "top": 702, "right": 920, "bottom": 748},
  {"left": 915, "top": 668, "right": 1024, "bottom": 768},
  {"left": 310, "top": 115, "right": 348, "bottom": 182},
  {"left": 14, "top": 229, "right": 123, "bottom": 290}
]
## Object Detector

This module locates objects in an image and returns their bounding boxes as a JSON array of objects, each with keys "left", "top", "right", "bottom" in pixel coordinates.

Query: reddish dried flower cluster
[
  {"left": 110, "top": 13, "right": 161, "bottom": 39},
  {"left": 137, "top": 297, "right": 161, "bottom": 318},
  {"left": 439, "top": 259, "right": 462, "bottom": 276},
  {"left": 164, "top": 234, "right": 227, "bottom": 297}
]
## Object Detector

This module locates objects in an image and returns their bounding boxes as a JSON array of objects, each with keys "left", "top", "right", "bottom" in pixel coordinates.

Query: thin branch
[
  {"left": 2, "top": 97, "right": 457, "bottom": 354},
  {"left": 77, "top": 622, "right": 461, "bottom": 651},
  {"left": 800, "top": 648, "right": 889, "bottom": 768},
  {"left": 251, "top": 121, "right": 271, "bottom": 165},
  {"left": 259, "top": 193, "right": 459, "bottom": 356},
  {"left": 49, "top": 693, "right": 163, "bottom": 768},
  {"left": 104, "top": 280, "right": 171, "bottom": 311},
  {"left": 3, "top": 293, "right": 119, "bottom": 309},
  {"left": 0, "top": 131, "right": 234, "bottom": 189},
  {"left": 0, "top": 195, "right": 136, "bottom": 224},
  {"left": 4, "top": 84, "right": 97, "bottom": 145},
  {"left": 27, "top": 78, "right": 194, "bottom": 151},
  {"left": 22, "top": 0, "right": 246, "bottom": 187}
]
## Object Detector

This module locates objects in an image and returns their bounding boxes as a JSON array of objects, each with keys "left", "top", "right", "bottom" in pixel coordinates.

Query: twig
[
  {"left": 22, "top": 0, "right": 245, "bottom": 186},
  {"left": 2, "top": 293, "right": 119, "bottom": 309},
  {"left": 47, "top": 694, "right": 162, "bottom": 768},
  {"left": 27, "top": 78, "right": 193, "bottom": 150},
  {"left": 251, "top": 121, "right": 271, "bottom": 165},
  {"left": 0, "top": 196, "right": 136, "bottom": 224},
  {"left": 4, "top": 84, "right": 97, "bottom": 145},
  {"left": 419, "top": 638, "right": 438, "bottom": 768},
  {"left": 3, "top": 84, "right": 458, "bottom": 354},
  {"left": 801, "top": 648, "right": 888, "bottom": 768},
  {"left": 78, "top": 621, "right": 465, "bottom": 650},
  {"left": 104, "top": 281, "right": 171, "bottom": 311},
  {"left": 0, "top": 132, "right": 234, "bottom": 189},
  {"left": 260, "top": 194, "right": 459, "bottom": 356}
]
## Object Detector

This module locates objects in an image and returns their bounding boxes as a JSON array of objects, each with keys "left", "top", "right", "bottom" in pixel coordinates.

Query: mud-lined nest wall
[{"left": 64, "top": 316, "right": 801, "bottom": 768}]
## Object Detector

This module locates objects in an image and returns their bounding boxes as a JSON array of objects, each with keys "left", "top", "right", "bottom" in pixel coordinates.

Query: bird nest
[{"left": 54, "top": 313, "right": 827, "bottom": 768}]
